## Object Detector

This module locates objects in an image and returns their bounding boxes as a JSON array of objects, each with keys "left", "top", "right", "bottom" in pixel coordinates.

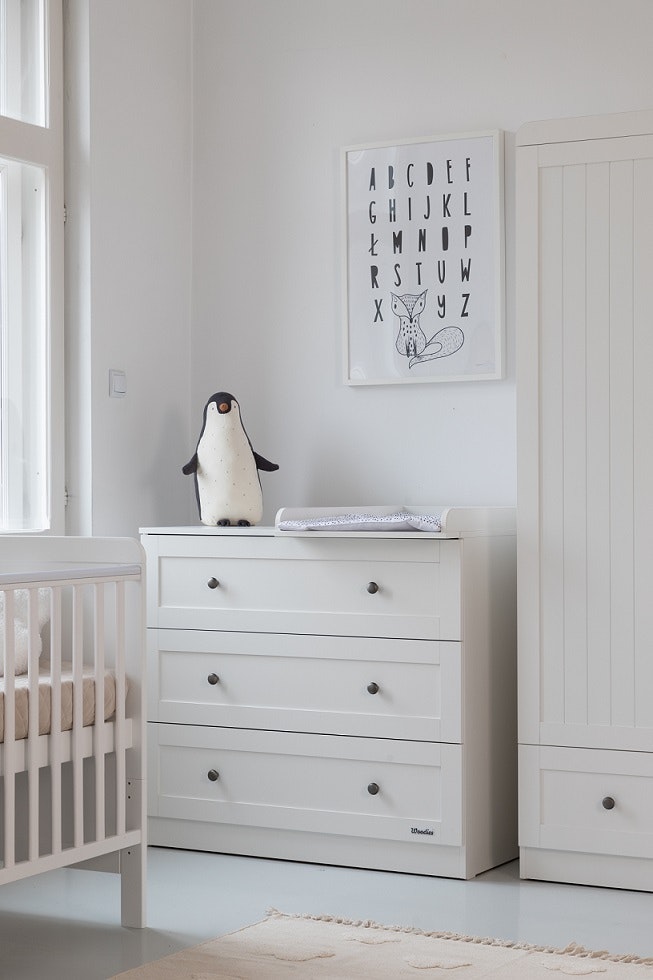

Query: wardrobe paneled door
[{"left": 517, "top": 111, "right": 653, "bottom": 891}]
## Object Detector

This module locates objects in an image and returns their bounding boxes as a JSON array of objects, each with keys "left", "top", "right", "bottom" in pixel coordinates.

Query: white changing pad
[{"left": 276, "top": 507, "right": 442, "bottom": 533}]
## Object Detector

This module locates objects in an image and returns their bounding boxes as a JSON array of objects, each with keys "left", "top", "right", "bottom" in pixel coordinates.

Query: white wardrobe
[{"left": 517, "top": 110, "right": 653, "bottom": 891}]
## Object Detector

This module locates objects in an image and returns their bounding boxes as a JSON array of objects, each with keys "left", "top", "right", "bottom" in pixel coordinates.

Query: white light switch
[{"left": 109, "top": 369, "right": 127, "bottom": 397}]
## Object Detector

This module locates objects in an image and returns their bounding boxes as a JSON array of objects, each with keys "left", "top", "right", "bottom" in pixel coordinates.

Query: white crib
[{"left": 0, "top": 536, "right": 146, "bottom": 928}]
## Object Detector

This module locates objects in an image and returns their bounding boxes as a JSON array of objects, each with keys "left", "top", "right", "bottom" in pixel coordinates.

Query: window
[{"left": 0, "top": 0, "right": 63, "bottom": 531}]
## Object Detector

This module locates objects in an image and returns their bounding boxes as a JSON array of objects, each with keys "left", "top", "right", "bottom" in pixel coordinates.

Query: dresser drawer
[
  {"left": 146, "top": 535, "right": 461, "bottom": 639},
  {"left": 519, "top": 745, "right": 653, "bottom": 859},
  {"left": 148, "top": 629, "right": 461, "bottom": 742},
  {"left": 149, "top": 723, "right": 462, "bottom": 846}
]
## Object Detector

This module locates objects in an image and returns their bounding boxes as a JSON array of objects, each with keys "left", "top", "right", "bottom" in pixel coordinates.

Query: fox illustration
[{"left": 390, "top": 290, "right": 464, "bottom": 368}]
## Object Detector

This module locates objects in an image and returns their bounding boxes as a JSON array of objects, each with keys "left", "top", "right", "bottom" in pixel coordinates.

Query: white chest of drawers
[{"left": 141, "top": 506, "right": 517, "bottom": 878}]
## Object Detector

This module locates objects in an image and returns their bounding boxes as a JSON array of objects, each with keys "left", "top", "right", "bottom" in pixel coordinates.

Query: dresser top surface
[
  {"left": 140, "top": 505, "right": 515, "bottom": 540},
  {"left": 140, "top": 525, "right": 443, "bottom": 540}
]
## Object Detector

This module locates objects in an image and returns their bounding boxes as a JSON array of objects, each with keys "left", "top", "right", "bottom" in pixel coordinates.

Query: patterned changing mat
[{"left": 276, "top": 510, "right": 442, "bottom": 532}]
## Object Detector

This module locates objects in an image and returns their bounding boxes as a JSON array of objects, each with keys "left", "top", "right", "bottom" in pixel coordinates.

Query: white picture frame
[{"left": 342, "top": 130, "right": 504, "bottom": 385}]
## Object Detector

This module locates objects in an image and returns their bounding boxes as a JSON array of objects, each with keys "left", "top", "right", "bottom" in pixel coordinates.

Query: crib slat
[
  {"left": 27, "top": 588, "right": 40, "bottom": 862},
  {"left": 3, "top": 589, "right": 17, "bottom": 871},
  {"left": 114, "top": 580, "right": 126, "bottom": 836},
  {"left": 49, "top": 587, "right": 63, "bottom": 856},
  {"left": 72, "top": 584, "right": 85, "bottom": 849},
  {"left": 93, "top": 582, "right": 106, "bottom": 842}
]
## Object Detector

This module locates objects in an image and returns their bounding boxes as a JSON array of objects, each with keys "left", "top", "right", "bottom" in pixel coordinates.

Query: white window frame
[{"left": 0, "top": 0, "right": 64, "bottom": 533}]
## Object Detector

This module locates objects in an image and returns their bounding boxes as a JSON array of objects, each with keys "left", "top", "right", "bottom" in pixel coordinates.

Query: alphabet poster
[{"left": 343, "top": 131, "right": 504, "bottom": 384}]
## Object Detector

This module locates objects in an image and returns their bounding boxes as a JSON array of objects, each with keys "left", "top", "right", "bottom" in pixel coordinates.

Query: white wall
[
  {"left": 65, "top": 1, "right": 653, "bottom": 535},
  {"left": 64, "top": 0, "right": 193, "bottom": 538},
  {"left": 189, "top": 0, "right": 653, "bottom": 524}
]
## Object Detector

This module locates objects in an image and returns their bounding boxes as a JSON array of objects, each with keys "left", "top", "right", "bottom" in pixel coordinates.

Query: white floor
[{"left": 0, "top": 848, "right": 651, "bottom": 979}]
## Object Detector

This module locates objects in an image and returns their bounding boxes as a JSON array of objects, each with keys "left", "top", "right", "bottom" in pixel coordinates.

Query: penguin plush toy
[{"left": 182, "top": 391, "right": 279, "bottom": 527}]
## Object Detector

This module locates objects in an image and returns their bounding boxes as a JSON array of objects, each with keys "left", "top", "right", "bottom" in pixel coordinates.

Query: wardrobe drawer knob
[
  {"left": 207, "top": 673, "right": 220, "bottom": 685},
  {"left": 602, "top": 796, "right": 616, "bottom": 810},
  {"left": 366, "top": 581, "right": 379, "bottom": 594},
  {"left": 207, "top": 577, "right": 220, "bottom": 590},
  {"left": 207, "top": 769, "right": 220, "bottom": 782},
  {"left": 367, "top": 682, "right": 380, "bottom": 695},
  {"left": 367, "top": 782, "right": 380, "bottom": 796}
]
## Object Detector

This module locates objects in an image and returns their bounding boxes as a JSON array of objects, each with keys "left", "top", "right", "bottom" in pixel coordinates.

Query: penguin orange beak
[{"left": 218, "top": 402, "right": 230, "bottom": 413}]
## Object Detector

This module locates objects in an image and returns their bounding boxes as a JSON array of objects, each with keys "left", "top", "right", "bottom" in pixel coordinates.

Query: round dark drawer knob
[
  {"left": 207, "top": 769, "right": 220, "bottom": 782},
  {"left": 366, "top": 582, "right": 379, "bottom": 594},
  {"left": 367, "top": 682, "right": 380, "bottom": 695},
  {"left": 207, "top": 673, "right": 220, "bottom": 685},
  {"left": 602, "top": 796, "right": 616, "bottom": 810},
  {"left": 207, "top": 577, "right": 220, "bottom": 590},
  {"left": 367, "top": 782, "right": 380, "bottom": 796}
]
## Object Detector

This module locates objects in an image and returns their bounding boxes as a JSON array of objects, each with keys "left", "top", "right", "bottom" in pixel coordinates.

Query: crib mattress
[{"left": 0, "top": 664, "right": 118, "bottom": 743}]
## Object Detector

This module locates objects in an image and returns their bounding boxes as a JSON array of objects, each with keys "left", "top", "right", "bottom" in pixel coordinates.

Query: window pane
[
  {"left": 0, "top": 157, "right": 47, "bottom": 530},
  {"left": 0, "top": 0, "right": 46, "bottom": 126}
]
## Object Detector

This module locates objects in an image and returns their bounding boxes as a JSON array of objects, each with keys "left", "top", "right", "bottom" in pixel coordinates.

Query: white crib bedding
[{"left": 0, "top": 664, "right": 119, "bottom": 743}]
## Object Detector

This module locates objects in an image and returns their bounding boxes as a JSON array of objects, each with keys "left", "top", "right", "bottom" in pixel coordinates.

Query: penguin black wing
[
  {"left": 253, "top": 451, "right": 279, "bottom": 473},
  {"left": 182, "top": 453, "right": 199, "bottom": 475}
]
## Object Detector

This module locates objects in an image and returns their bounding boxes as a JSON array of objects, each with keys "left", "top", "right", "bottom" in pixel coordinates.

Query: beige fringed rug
[{"left": 112, "top": 910, "right": 653, "bottom": 978}]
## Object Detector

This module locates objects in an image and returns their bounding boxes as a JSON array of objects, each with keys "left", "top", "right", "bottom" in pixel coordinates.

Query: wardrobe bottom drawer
[
  {"left": 148, "top": 723, "right": 462, "bottom": 847},
  {"left": 519, "top": 744, "right": 653, "bottom": 859}
]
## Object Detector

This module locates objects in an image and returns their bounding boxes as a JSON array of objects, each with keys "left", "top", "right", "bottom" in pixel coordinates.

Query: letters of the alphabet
[{"left": 352, "top": 137, "right": 492, "bottom": 362}]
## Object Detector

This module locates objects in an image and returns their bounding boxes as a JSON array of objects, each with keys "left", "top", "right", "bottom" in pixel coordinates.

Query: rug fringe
[{"left": 265, "top": 908, "right": 653, "bottom": 966}]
